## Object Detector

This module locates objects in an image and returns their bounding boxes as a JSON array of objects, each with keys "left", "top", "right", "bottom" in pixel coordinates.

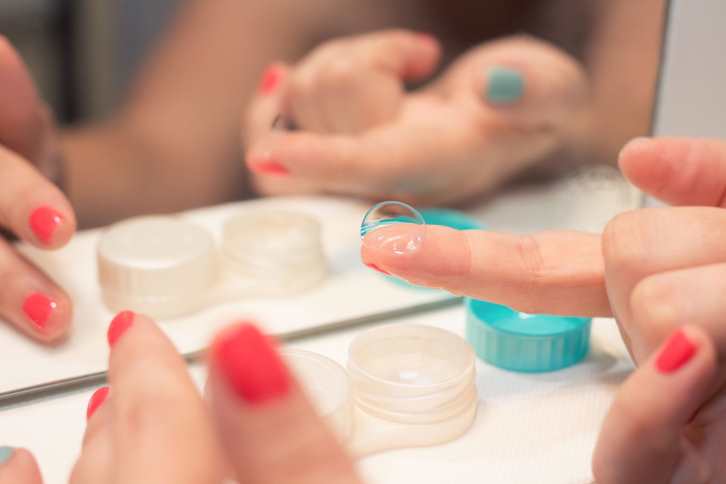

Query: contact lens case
[
  {"left": 466, "top": 299, "right": 592, "bottom": 373},
  {"left": 284, "top": 324, "right": 478, "bottom": 456},
  {"left": 97, "top": 210, "right": 327, "bottom": 319}
]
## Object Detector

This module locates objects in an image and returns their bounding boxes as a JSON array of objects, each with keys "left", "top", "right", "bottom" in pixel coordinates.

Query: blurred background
[{"left": 1, "top": 0, "right": 178, "bottom": 122}]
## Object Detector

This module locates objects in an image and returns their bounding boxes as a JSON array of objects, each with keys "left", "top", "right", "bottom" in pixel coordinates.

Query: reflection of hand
[
  {"left": 0, "top": 313, "right": 362, "bottom": 484},
  {"left": 244, "top": 35, "right": 589, "bottom": 206},
  {"left": 0, "top": 38, "right": 75, "bottom": 343},
  {"left": 362, "top": 137, "right": 726, "bottom": 482}
]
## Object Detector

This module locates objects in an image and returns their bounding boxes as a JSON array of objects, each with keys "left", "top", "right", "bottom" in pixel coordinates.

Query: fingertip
[
  {"left": 210, "top": 322, "right": 291, "bottom": 406},
  {"left": 617, "top": 136, "right": 660, "bottom": 184},
  {"left": 107, "top": 310, "right": 135, "bottom": 348},
  {"left": 361, "top": 224, "right": 470, "bottom": 281},
  {"left": 26, "top": 204, "right": 76, "bottom": 249},
  {"left": 474, "top": 36, "right": 587, "bottom": 125},
  {"left": 86, "top": 386, "right": 110, "bottom": 421},
  {"left": 0, "top": 448, "right": 42, "bottom": 484},
  {"left": 656, "top": 325, "right": 718, "bottom": 375},
  {"left": 404, "top": 32, "right": 442, "bottom": 80},
  {"left": 21, "top": 289, "right": 72, "bottom": 344}
]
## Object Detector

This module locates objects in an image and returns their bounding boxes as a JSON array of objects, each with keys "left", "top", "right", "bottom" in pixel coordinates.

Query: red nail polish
[
  {"left": 86, "top": 386, "right": 110, "bottom": 420},
  {"left": 29, "top": 206, "right": 63, "bottom": 245},
  {"left": 656, "top": 329, "right": 697, "bottom": 373},
  {"left": 259, "top": 65, "right": 283, "bottom": 95},
  {"left": 365, "top": 262, "right": 389, "bottom": 275},
  {"left": 212, "top": 323, "right": 291, "bottom": 405},
  {"left": 107, "top": 311, "right": 135, "bottom": 347},
  {"left": 250, "top": 160, "right": 289, "bottom": 176},
  {"left": 22, "top": 292, "right": 57, "bottom": 329}
]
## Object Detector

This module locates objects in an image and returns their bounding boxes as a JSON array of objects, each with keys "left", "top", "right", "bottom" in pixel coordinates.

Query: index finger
[
  {"left": 106, "top": 312, "right": 224, "bottom": 484},
  {"left": 361, "top": 224, "right": 610, "bottom": 316},
  {"left": 0, "top": 145, "right": 75, "bottom": 248}
]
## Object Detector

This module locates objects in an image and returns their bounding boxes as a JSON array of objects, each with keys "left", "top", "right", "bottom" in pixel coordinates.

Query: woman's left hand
[
  {"left": 244, "top": 35, "right": 589, "bottom": 206},
  {"left": 0, "top": 313, "right": 362, "bottom": 484},
  {"left": 361, "top": 137, "right": 726, "bottom": 483}
]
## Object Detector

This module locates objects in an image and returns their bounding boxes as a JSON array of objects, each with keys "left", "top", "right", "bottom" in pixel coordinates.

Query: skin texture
[{"left": 362, "top": 137, "right": 726, "bottom": 483}]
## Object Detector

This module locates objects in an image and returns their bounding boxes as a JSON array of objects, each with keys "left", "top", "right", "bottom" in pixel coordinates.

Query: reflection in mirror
[{"left": 0, "top": 1, "right": 665, "bottom": 398}]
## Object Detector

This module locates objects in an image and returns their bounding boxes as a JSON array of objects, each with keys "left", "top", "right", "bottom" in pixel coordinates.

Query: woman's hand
[
  {"left": 361, "top": 137, "right": 726, "bottom": 482},
  {"left": 0, "top": 38, "right": 75, "bottom": 343},
  {"left": 243, "top": 34, "right": 589, "bottom": 206},
  {"left": 0, "top": 312, "right": 363, "bottom": 483}
]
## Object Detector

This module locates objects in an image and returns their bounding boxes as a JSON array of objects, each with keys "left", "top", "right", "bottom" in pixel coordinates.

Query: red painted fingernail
[
  {"left": 212, "top": 323, "right": 291, "bottom": 405},
  {"left": 22, "top": 292, "right": 57, "bottom": 330},
  {"left": 108, "top": 311, "right": 135, "bottom": 347},
  {"left": 656, "top": 329, "right": 698, "bottom": 373},
  {"left": 29, "top": 206, "right": 63, "bottom": 245},
  {"left": 86, "top": 386, "right": 110, "bottom": 420},
  {"left": 365, "top": 262, "right": 389, "bottom": 275},
  {"left": 249, "top": 160, "right": 289, "bottom": 176},
  {"left": 259, "top": 65, "right": 283, "bottom": 95}
]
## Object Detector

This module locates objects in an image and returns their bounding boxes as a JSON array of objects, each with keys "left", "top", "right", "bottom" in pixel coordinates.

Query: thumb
[
  {"left": 208, "top": 323, "right": 362, "bottom": 484},
  {"left": 592, "top": 326, "right": 719, "bottom": 484},
  {"left": 447, "top": 35, "right": 589, "bottom": 129},
  {"left": 0, "top": 36, "right": 51, "bottom": 163},
  {"left": 0, "top": 448, "right": 43, "bottom": 484}
]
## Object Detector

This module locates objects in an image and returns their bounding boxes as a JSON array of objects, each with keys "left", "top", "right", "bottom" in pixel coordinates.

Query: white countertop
[{"left": 0, "top": 169, "right": 641, "bottom": 484}]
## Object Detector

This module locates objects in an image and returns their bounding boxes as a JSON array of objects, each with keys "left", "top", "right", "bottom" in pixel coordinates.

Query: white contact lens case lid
[
  {"left": 97, "top": 211, "right": 327, "bottom": 319},
  {"left": 286, "top": 324, "right": 478, "bottom": 456},
  {"left": 97, "top": 216, "right": 218, "bottom": 319}
]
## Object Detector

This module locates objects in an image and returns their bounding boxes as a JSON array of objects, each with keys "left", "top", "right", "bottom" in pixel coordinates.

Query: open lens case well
[
  {"left": 97, "top": 210, "right": 327, "bottom": 318},
  {"left": 286, "top": 324, "right": 478, "bottom": 456}
]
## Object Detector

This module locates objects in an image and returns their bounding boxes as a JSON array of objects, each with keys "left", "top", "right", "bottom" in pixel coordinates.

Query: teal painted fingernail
[
  {"left": 486, "top": 67, "right": 524, "bottom": 104},
  {"left": 0, "top": 447, "right": 14, "bottom": 464}
]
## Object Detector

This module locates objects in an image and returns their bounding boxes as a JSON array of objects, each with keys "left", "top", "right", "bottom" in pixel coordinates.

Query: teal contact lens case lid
[
  {"left": 418, "top": 208, "right": 483, "bottom": 231},
  {"left": 465, "top": 299, "right": 592, "bottom": 373}
]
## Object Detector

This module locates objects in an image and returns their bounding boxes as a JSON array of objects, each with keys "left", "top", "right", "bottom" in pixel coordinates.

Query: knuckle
[
  {"left": 513, "top": 234, "right": 547, "bottom": 313},
  {"left": 601, "top": 210, "right": 649, "bottom": 275}
]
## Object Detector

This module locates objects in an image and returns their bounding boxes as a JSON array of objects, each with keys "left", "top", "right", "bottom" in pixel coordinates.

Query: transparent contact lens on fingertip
[{"left": 360, "top": 201, "right": 426, "bottom": 255}]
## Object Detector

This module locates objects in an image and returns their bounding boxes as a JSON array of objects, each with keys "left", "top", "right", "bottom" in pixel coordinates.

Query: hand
[
  {"left": 361, "top": 137, "right": 726, "bottom": 482},
  {"left": 0, "top": 37, "right": 75, "bottom": 343},
  {"left": 0, "top": 312, "right": 362, "bottom": 484},
  {"left": 244, "top": 34, "right": 589, "bottom": 206}
]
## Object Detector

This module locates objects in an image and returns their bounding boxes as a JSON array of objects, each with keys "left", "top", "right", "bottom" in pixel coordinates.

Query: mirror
[{"left": 0, "top": 0, "right": 665, "bottom": 400}]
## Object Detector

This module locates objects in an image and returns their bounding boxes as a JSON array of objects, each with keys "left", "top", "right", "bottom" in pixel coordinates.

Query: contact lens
[
  {"left": 360, "top": 201, "right": 425, "bottom": 255},
  {"left": 360, "top": 201, "right": 425, "bottom": 238}
]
